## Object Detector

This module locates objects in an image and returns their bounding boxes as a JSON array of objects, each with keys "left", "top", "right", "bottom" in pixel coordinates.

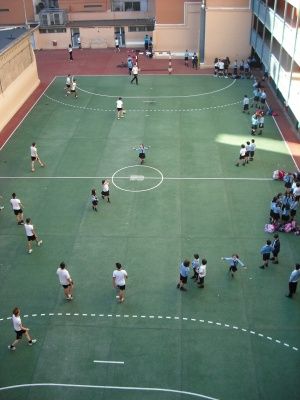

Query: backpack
[{"left": 264, "top": 224, "right": 275, "bottom": 233}]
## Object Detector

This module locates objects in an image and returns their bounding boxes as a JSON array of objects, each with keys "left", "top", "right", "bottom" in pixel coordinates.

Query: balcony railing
[{"left": 39, "top": 8, "right": 68, "bottom": 27}]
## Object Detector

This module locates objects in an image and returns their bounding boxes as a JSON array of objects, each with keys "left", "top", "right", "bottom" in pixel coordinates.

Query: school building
[{"left": 0, "top": 0, "right": 299, "bottom": 130}]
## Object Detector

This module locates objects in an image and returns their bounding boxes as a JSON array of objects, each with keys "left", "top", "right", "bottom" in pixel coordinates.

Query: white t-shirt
[
  {"left": 198, "top": 264, "right": 207, "bottom": 278},
  {"left": 132, "top": 65, "right": 138, "bottom": 75},
  {"left": 71, "top": 81, "right": 77, "bottom": 91},
  {"left": 66, "top": 76, "right": 71, "bottom": 85},
  {"left": 240, "top": 148, "right": 246, "bottom": 157},
  {"left": 12, "top": 314, "right": 22, "bottom": 331},
  {"left": 30, "top": 146, "right": 37, "bottom": 157},
  {"left": 115, "top": 38, "right": 119, "bottom": 46},
  {"left": 113, "top": 269, "right": 127, "bottom": 286},
  {"left": 57, "top": 268, "right": 71, "bottom": 285},
  {"left": 24, "top": 223, "right": 34, "bottom": 237},
  {"left": 102, "top": 182, "right": 109, "bottom": 192},
  {"left": 10, "top": 198, "right": 21, "bottom": 210},
  {"left": 116, "top": 99, "right": 123, "bottom": 109}
]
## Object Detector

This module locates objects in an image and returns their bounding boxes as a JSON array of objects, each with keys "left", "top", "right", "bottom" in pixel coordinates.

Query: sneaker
[
  {"left": 37, "top": 240, "right": 43, "bottom": 246},
  {"left": 116, "top": 295, "right": 120, "bottom": 299},
  {"left": 8, "top": 345, "right": 16, "bottom": 351},
  {"left": 28, "top": 249, "right": 33, "bottom": 254},
  {"left": 259, "top": 265, "right": 265, "bottom": 269},
  {"left": 28, "top": 339, "right": 37, "bottom": 346},
  {"left": 176, "top": 283, "right": 180, "bottom": 289},
  {"left": 0, "top": 206, "right": 4, "bottom": 210}
]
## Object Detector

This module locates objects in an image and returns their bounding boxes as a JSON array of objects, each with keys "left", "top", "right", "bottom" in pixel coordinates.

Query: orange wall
[
  {"left": 0, "top": 0, "right": 34, "bottom": 25},
  {"left": 59, "top": 0, "right": 109, "bottom": 12},
  {"left": 155, "top": 0, "right": 199, "bottom": 24},
  {"left": 207, "top": 0, "right": 250, "bottom": 7}
]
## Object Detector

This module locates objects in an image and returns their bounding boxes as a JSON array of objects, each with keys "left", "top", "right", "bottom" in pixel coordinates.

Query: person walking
[
  {"left": 57, "top": 262, "right": 74, "bottom": 300},
  {"left": 0, "top": 195, "right": 4, "bottom": 211},
  {"left": 259, "top": 239, "right": 273, "bottom": 269},
  {"left": 65, "top": 74, "right": 72, "bottom": 93},
  {"left": 10, "top": 192, "right": 24, "bottom": 225},
  {"left": 127, "top": 56, "right": 133, "bottom": 75},
  {"left": 8, "top": 307, "right": 37, "bottom": 351},
  {"left": 115, "top": 37, "right": 120, "bottom": 52},
  {"left": 197, "top": 258, "right": 207, "bottom": 288},
  {"left": 286, "top": 264, "right": 300, "bottom": 298},
  {"left": 192, "top": 52, "right": 198, "bottom": 69},
  {"left": 24, "top": 217, "right": 42, "bottom": 254},
  {"left": 271, "top": 233, "right": 280, "bottom": 264},
  {"left": 91, "top": 188, "right": 98, "bottom": 211},
  {"left": 221, "top": 254, "right": 246, "bottom": 278},
  {"left": 101, "top": 179, "right": 110, "bottom": 203},
  {"left": 113, "top": 262, "right": 128, "bottom": 303},
  {"left": 116, "top": 97, "right": 125, "bottom": 119},
  {"left": 130, "top": 64, "right": 139, "bottom": 85},
  {"left": 249, "top": 139, "right": 256, "bottom": 161},
  {"left": 177, "top": 259, "right": 190, "bottom": 291},
  {"left": 68, "top": 44, "right": 73, "bottom": 61},
  {"left": 30, "top": 142, "right": 45, "bottom": 172}
]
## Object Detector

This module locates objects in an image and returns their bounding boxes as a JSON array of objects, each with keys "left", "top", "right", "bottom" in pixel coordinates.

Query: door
[
  {"left": 71, "top": 28, "right": 80, "bottom": 48},
  {"left": 114, "top": 27, "right": 125, "bottom": 47}
]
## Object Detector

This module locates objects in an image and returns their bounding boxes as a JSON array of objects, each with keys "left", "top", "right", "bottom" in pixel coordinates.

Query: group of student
[
  {"left": 269, "top": 175, "right": 300, "bottom": 225},
  {"left": 235, "top": 139, "right": 256, "bottom": 167},
  {"left": 65, "top": 74, "right": 78, "bottom": 98},
  {"left": 91, "top": 180, "right": 111, "bottom": 212},
  {"left": 184, "top": 50, "right": 199, "bottom": 69},
  {"left": 213, "top": 57, "right": 256, "bottom": 79}
]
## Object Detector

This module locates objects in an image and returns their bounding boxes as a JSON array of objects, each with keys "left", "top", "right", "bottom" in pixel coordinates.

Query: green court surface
[{"left": 0, "top": 75, "right": 299, "bottom": 400}]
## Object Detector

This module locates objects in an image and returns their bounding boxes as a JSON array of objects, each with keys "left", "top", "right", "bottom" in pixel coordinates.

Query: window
[
  {"left": 128, "top": 26, "right": 152, "bottom": 32},
  {"left": 39, "top": 28, "right": 66, "bottom": 33},
  {"left": 111, "top": 1, "right": 147, "bottom": 12},
  {"left": 0, "top": 8, "right": 9, "bottom": 12},
  {"left": 84, "top": 4, "right": 103, "bottom": 8}
]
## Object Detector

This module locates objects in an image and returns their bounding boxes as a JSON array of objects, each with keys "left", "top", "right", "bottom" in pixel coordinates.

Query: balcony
[{"left": 39, "top": 8, "right": 68, "bottom": 28}]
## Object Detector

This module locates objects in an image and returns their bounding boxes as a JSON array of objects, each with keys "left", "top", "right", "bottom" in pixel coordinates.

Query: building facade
[{"left": 251, "top": 0, "right": 300, "bottom": 127}]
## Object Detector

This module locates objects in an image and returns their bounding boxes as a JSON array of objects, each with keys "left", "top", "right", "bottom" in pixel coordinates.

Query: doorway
[
  {"left": 71, "top": 28, "right": 80, "bottom": 48},
  {"left": 114, "top": 27, "right": 125, "bottom": 47}
]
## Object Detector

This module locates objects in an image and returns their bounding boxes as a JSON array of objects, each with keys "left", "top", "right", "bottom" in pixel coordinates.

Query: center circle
[{"left": 111, "top": 165, "right": 164, "bottom": 193}]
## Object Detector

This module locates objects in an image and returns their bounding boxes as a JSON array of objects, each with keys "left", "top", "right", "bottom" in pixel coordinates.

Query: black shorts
[
  {"left": 14, "top": 209, "right": 22, "bottom": 215},
  {"left": 31, "top": 156, "right": 36, "bottom": 161},
  {"left": 139, "top": 153, "right": 146, "bottom": 159},
  {"left": 15, "top": 329, "right": 26, "bottom": 339},
  {"left": 243, "top": 104, "right": 249, "bottom": 111},
  {"left": 62, "top": 284, "right": 71, "bottom": 289},
  {"left": 259, "top": 123, "right": 264, "bottom": 128},
  {"left": 117, "top": 285, "right": 125, "bottom": 290},
  {"left": 252, "top": 124, "right": 258, "bottom": 130},
  {"left": 254, "top": 96, "right": 259, "bottom": 102},
  {"left": 66, "top": 84, "right": 70, "bottom": 89},
  {"left": 230, "top": 265, "right": 237, "bottom": 272},
  {"left": 180, "top": 274, "right": 187, "bottom": 284},
  {"left": 184, "top": 57, "right": 188, "bottom": 61},
  {"left": 92, "top": 200, "right": 98, "bottom": 206},
  {"left": 281, "top": 214, "right": 289, "bottom": 222},
  {"left": 263, "top": 253, "right": 270, "bottom": 261},
  {"left": 239, "top": 155, "right": 245, "bottom": 160},
  {"left": 290, "top": 210, "right": 296, "bottom": 217},
  {"left": 27, "top": 235, "right": 36, "bottom": 241},
  {"left": 272, "top": 250, "right": 280, "bottom": 257},
  {"left": 250, "top": 151, "right": 255, "bottom": 157},
  {"left": 260, "top": 99, "right": 266, "bottom": 104},
  {"left": 71, "top": 90, "right": 76, "bottom": 93},
  {"left": 117, "top": 107, "right": 123, "bottom": 111},
  {"left": 245, "top": 151, "right": 250, "bottom": 157},
  {"left": 101, "top": 191, "right": 109, "bottom": 197}
]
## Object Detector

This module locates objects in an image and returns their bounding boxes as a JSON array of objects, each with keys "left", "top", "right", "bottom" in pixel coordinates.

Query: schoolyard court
[{"left": 0, "top": 75, "right": 299, "bottom": 400}]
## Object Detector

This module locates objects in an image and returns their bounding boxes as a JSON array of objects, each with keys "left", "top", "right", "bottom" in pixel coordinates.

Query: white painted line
[
  {"left": 93, "top": 360, "right": 124, "bottom": 365},
  {"left": 0, "top": 78, "right": 56, "bottom": 150},
  {"left": 0, "top": 176, "right": 273, "bottom": 181},
  {"left": 292, "top": 347, "right": 298, "bottom": 351}
]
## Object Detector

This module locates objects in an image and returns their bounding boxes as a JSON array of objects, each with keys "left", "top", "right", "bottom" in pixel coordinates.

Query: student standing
[
  {"left": 65, "top": 74, "right": 72, "bottom": 92},
  {"left": 91, "top": 188, "right": 98, "bottom": 211},
  {"left": 221, "top": 255, "right": 245, "bottom": 278},
  {"left": 259, "top": 240, "right": 273, "bottom": 269},
  {"left": 177, "top": 259, "right": 190, "bottom": 291},
  {"left": 258, "top": 111, "right": 264, "bottom": 135},
  {"left": 286, "top": 264, "right": 300, "bottom": 298},
  {"left": 68, "top": 44, "right": 73, "bottom": 61},
  {"left": 242, "top": 95, "right": 250, "bottom": 114},
  {"left": 251, "top": 113, "right": 258, "bottom": 135},
  {"left": 127, "top": 56, "right": 133, "bottom": 75},
  {"left": 116, "top": 97, "right": 125, "bottom": 119},
  {"left": 197, "top": 258, "right": 207, "bottom": 288},
  {"left": 0, "top": 195, "right": 4, "bottom": 211},
  {"left": 8, "top": 307, "right": 37, "bottom": 351},
  {"left": 271, "top": 233, "right": 280, "bottom": 264},
  {"left": 66, "top": 79, "right": 78, "bottom": 98},
  {"left": 260, "top": 89, "right": 267, "bottom": 110},
  {"left": 24, "top": 217, "right": 42, "bottom": 254},
  {"left": 235, "top": 144, "right": 246, "bottom": 166},
  {"left": 192, "top": 52, "right": 198, "bottom": 69},
  {"left": 184, "top": 50, "right": 189, "bottom": 67},
  {"left": 191, "top": 254, "right": 200, "bottom": 280},
  {"left": 10, "top": 192, "right": 24, "bottom": 225},
  {"left": 133, "top": 144, "right": 149, "bottom": 164},
  {"left": 101, "top": 180, "right": 110, "bottom": 203},
  {"left": 57, "top": 262, "right": 74, "bottom": 300},
  {"left": 113, "top": 263, "right": 128, "bottom": 303},
  {"left": 249, "top": 139, "right": 256, "bottom": 161},
  {"left": 131, "top": 64, "right": 139, "bottom": 85},
  {"left": 30, "top": 142, "right": 45, "bottom": 172}
]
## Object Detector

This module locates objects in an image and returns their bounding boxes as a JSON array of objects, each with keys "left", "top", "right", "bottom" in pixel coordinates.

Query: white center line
[{"left": 93, "top": 360, "right": 124, "bottom": 365}]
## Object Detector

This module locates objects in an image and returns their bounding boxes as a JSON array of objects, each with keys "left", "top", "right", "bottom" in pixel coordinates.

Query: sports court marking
[
  {"left": 93, "top": 360, "right": 124, "bottom": 365},
  {"left": 76, "top": 78, "right": 236, "bottom": 98},
  {"left": 44, "top": 93, "right": 242, "bottom": 113},
  {"left": 111, "top": 165, "right": 164, "bottom": 192},
  {"left": 0, "top": 176, "right": 273, "bottom": 181},
  {"left": 0, "top": 383, "right": 219, "bottom": 399},
  {"left": 1, "top": 312, "right": 297, "bottom": 352}
]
